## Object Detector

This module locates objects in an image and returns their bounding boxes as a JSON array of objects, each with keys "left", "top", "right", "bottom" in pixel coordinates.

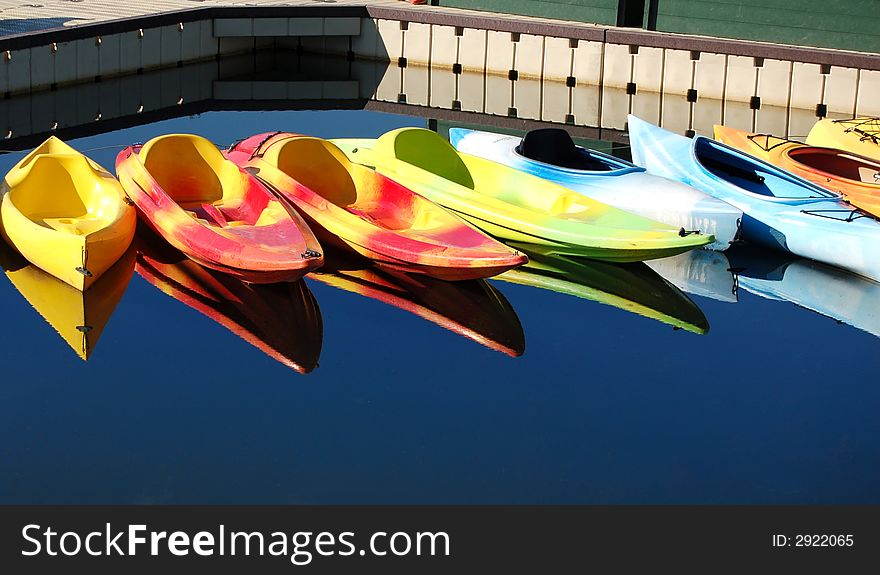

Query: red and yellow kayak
[
  {"left": 714, "top": 125, "right": 880, "bottom": 218},
  {"left": 135, "top": 229, "right": 323, "bottom": 374},
  {"left": 116, "top": 134, "right": 323, "bottom": 283},
  {"left": 226, "top": 133, "right": 527, "bottom": 281}
]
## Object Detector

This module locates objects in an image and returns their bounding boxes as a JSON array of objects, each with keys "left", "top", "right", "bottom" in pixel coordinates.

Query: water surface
[{"left": 0, "top": 109, "right": 877, "bottom": 504}]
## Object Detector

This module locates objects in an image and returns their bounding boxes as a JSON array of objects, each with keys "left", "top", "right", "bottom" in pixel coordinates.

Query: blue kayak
[
  {"left": 627, "top": 114, "right": 880, "bottom": 283},
  {"left": 449, "top": 127, "right": 741, "bottom": 250}
]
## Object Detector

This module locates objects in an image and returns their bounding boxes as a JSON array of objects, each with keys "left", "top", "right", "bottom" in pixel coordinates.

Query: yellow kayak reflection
[
  {"left": 135, "top": 229, "right": 323, "bottom": 374},
  {"left": 0, "top": 240, "right": 135, "bottom": 360},
  {"left": 496, "top": 243, "right": 710, "bottom": 335},
  {"left": 310, "top": 249, "right": 526, "bottom": 357}
]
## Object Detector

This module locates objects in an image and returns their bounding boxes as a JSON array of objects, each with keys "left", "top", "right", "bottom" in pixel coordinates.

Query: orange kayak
[
  {"left": 225, "top": 133, "right": 527, "bottom": 281},
  {"left": 135, "top": 229, "right": 322, "bottom": 374},
  {"left": 714, "top": 125, "right": 880, "bottom": 218},
  {"left": 116, "top": 134, "right": 324, "bottom": 283}
]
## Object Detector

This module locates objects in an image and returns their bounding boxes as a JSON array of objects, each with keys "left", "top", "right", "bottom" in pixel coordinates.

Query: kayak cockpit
[
  {"left": 694, "top": 137, "right": 837, "bottom": 200},
  {"left": 786, "top": 147, "right": 880, "bottom": 184},
  {"left": 265, "top": 135, "right": 438, "bottom": 232},
  {"left": 140, "top": 134, "right": 271, "bottom": 226},
  {"left": 8, "top": 154, "right": 113, "bottom": 235},
  {"left": 514, "top": 128, "right": 624, "bottom": 172},
  {"left": 269, "top": 137, "right": 358, "bottom": 206}
]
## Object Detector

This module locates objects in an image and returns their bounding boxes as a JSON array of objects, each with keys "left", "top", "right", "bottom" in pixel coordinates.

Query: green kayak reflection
[
  {"left": 497, "top": 243, "right": 710, "bottom": 334},
  {"left": 309, "top": 248, "right": 525, "bottom": 357},
  {"left": 0, "top": 240, "right": 135, "bottom": 360},
  {"left": 135, "top": 229, "right": 323, "bottom": 374},
  {"left": 726, "top": 245, "right": 880, "bottom": 339}
]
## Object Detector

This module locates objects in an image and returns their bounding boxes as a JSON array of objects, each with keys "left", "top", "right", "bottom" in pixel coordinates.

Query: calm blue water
[{"left": 0, "top": 110, "right": 878, "bottom": 504}]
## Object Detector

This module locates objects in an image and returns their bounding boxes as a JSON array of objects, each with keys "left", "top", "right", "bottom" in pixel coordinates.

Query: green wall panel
[
  {"left": 436, "top": 0, "right": 880, "bottom": 53},
  {"left": 653, "top": 0, "right": 880, "bottom": 53},
  {"left": 438, "top": 1, "right": 619, "bottom": 26}
]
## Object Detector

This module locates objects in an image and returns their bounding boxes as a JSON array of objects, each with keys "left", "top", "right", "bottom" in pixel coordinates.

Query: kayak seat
[
  {"left": 383, "top": 129, "right": 475, "bottom": 189},
  {"left": 140, "top": 135, "right": 226, "bottom": 205},
  {"left": 516, "top": 129, "right": 613, "bottom": 171},
  {"left": 273, "top": 137, "right": 358, "bottom": 207},
  {"left": 190, "top": 203, "right": 228, "bottom": 228},
  {"left": 41, "top": 214, "right": 105, "bottom": 235},
  {"left": 8, "top": 157, "right": 92, "bottom": 221},
  {"left": 213, "top": 193, "right": 271, "bottom": 226}
]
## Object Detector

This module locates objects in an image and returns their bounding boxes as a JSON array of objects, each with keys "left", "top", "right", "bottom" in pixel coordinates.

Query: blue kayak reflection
[
  {"left": 646, "top": 249, "right": 738, "bottom": 304},
  {"left": 726, "top": 245, "right": 880, "bottom": 339}
]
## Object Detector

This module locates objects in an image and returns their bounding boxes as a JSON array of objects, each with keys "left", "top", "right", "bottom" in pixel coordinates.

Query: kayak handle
[
  {"left": 249, "top": 131, "right": 285, "bottom": 160},
  {"left": 678, "top": 228, "right": 700, "bottom": 237}
]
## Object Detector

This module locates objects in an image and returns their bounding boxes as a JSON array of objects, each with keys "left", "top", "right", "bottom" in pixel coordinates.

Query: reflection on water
[
  {"left": 0, "top": 240, "right": 134, "bottom": 360},
  {"left": 646, "top": 250, "right": 738, "bottom": 303},
  {"left": 0, "top": 108, "right": 878, "bottom": 506},
  {"left": 135, "top": 228, "right": 323, "bottom": 374},
  {"left": 310, "top": 249, "right": 525, "bottom": 358},
  {"left": 498, "top": 244, "right": 709, "bottom": 335},
  {"left": 727, "top": 246, "right": 880, "bottom": 338}
]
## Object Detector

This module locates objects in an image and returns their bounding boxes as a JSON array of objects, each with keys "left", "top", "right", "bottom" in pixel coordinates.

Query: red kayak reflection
[
  {"left": 134, "top": 227, "right": 323, "bottom": 374},
  {"left": 309, "top": 248, "right": 525, "bottom": 357}
]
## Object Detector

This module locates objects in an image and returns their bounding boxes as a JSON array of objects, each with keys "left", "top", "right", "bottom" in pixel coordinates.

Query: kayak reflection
[
  {"left": 726, "top": 245, "right": 880, "bottom": 339},
  {"left": 646, "top": 249, "right": 738, "bottom": 303},
  {"left": 0, "top": 240, "right": 135, "bottom": 360},
  {"left": 135, "top": 229, "right": 323, "bottom": 374},
  {"left": 497, "top": 243, "right": 709, "bottom": 335},
  {"left": 310, "top": 249, "right": 525, "bottom": 357}
]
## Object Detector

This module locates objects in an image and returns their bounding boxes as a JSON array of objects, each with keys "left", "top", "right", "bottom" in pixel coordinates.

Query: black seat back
[{"left": 516, "top": 128, "right": 611, "bottom": 171}]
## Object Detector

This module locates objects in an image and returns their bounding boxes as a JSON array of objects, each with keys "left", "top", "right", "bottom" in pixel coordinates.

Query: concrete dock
[{"left": 1, "top": 0, "right": 877, "bottom": 149}]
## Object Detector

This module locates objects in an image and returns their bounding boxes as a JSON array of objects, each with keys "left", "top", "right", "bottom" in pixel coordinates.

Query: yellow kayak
[
  {"left": 806, "top": 118, "right": 880, "bottom": 162},
  {"left": 332, "top": 128, "right": 713, "bottom": 262},
  {"left": 0, "top": 137, "right": 136, "bottom": 290},
  {"left": 0, "top": 240, "right": 135, "bottom": 360}
]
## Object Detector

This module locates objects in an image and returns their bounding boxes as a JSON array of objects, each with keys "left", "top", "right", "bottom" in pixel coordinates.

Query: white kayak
[
  {"left": 449, "top": 127, "right": 742, "bottom": 251},
  {"left": 645, "top": 249, "right": 737, "bottom": 303},
  {"left": 726, "top": 246, "right": 880, "bottom": 339},
  {"left": 627, "top": 114, "right": 880, "bottom": 284}
]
